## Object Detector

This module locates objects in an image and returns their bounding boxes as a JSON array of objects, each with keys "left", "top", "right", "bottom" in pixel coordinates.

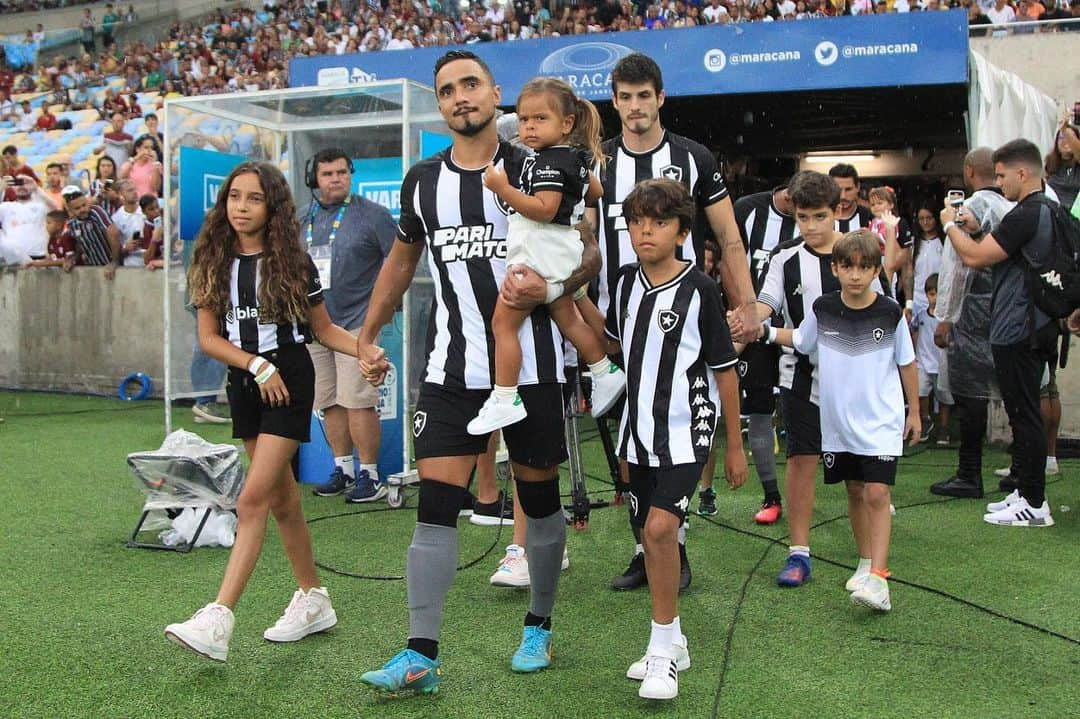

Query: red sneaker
[{"left": 753, "top": 499, "right": 782, "bottom": 525}]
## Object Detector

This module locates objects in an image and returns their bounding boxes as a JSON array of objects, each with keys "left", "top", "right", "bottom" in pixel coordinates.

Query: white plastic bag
[{"left": 159, "top": 507, "right": 237, "bottom": 548}]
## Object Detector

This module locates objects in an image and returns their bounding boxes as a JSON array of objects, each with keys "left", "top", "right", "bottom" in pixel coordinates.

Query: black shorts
[
  {"left": 738, "top": 343, "right": 778, "bottom": 415},
  {"left": 822, "top": 451, "right": 898, "bottom": 486},
  {"left": 627, "top": 462, "right": 704, "bottom": 527},
  {"left": 412, "top": 382, "right": 568, "bottom": 469},
  {"left": 779, "top": 388, "right": 821, "bottom": 457},
  {"left": 227, "top": 344, "right": 315, "bottom": 442}
]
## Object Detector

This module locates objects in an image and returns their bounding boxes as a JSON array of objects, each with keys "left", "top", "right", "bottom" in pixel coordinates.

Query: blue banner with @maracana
[{"left": 289, "top": 11, "right": 968, "bottom": 101}]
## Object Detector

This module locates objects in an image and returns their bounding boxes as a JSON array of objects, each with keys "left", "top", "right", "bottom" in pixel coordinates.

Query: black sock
[
  {"left": 407, "top": 637, "right": 439, "bottom": 660},
  {"left": 763, "top": 484, "right": 781, "bottom": 503},
  {"left": 524, "top": 612, "right": 551, "bottom": 631}
]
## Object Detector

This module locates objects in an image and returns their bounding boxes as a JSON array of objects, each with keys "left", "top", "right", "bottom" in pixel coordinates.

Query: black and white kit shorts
[
  {"left": 779, "top": 387, "right": 821, "bottom": 458},
  {"left": 822, "top": 451, "right": 898, "bottom": 486},
  {"left": 412, "top": 382, "right": 568, "bottom": 469},
  {"left": 626, "top": 462, "right": 704, "bottom": 527},
  {"left": 227, "top": 344, "right": 315, "bottom": 442}
]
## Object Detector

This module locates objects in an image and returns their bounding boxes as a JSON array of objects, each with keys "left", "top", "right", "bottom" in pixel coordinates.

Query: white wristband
[
  {"left": 545, "top": 281, "right": 565, "bottom": 304},
  {"left": 248, "top": 356, "right": 268, "bottom": 375},
  {"left": 254, "top": 363, "right": 277, "bottom": 385},
  {"left": 765, "top": 324, "right": 778, "bottom": 344},
  {"left": 905, "top": 300, "right": 914, "bottom": 310},
  {"left": 943, "top": 221, "right": 957, "bottom": 233}
]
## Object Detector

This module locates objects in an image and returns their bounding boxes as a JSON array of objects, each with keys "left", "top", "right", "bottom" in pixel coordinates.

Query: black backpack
[{"left": 1021, "top": 194, "right": 1080, "bottom": 319}]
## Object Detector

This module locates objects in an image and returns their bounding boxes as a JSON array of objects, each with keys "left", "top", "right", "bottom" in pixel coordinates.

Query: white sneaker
[
  {"left": 561, "top": 546, "right": 570, "bottom": 571},
  {"left": 627, "top": 636, "right": 689, "bottom": 680},
  {"left": 1046, "top": 457, "right": 1059, "bottom": 476},
  {"left": 165, "top": 602, "right": 234, "bottom": 662},
  {"left": 590, "top": 365, "right": 626, "bottom": 417},
  {"left": 993, "top": 465, "right": 1013, "bottom": 478},
  {"left": 638, "top": 652, "right": 679, "bottom": 700},
  {"left": 263, "top": 587, "right": 338, "bottom": 642},
  {"left": 467, "top": 391, "right": 527, "bottom": 435},
  {"left": 850, "top": 573, "right": 891, "bottom": 612},
  {"left": 986, "top": 489, "right": 1021, "bottom": 513},
  {"left": 845, "top": 566, "right": 871, "bottom": 592},
  {"left": 490, "top": 545, "right": 530, "bottom": 587},
  {"left": 983, "top": 497, "right": 1054, "bottom": 527}
]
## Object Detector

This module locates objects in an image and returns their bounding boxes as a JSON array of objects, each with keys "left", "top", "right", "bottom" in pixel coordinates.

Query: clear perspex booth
[{"left": 162, "top": 80, "right": 449, "bottom": 485}]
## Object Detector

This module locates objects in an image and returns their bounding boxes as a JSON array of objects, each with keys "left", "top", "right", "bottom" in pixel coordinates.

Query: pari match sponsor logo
[
  {"left": 702, "top": 47, "right": 801, "bottom": 72},
  {"left": 538, "top": 41, "right": 634, "bottom": 98}
]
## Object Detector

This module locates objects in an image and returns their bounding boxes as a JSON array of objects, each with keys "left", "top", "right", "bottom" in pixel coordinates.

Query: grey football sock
[
  {"left": 526, "top": 510, "right": 566, "bottom": 618},
  {"left": 407, "top": 522, "right": 458, "bottom": 642},
  {"left": 749, "top": 414, "right": 780, "bottom": 499}
]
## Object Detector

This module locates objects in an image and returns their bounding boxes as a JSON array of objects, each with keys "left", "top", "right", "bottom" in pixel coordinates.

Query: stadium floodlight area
[{"left": 161, "top": 80, "right": 447, "bottom": 480}]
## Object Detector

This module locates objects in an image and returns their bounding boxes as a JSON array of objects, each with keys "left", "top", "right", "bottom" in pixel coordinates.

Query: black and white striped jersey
[
  {"left": 758, "top": 240, "right": 882, "bottom": 404},
  {"left": 792, "top": 292, "right": 914, "bottom": 456},
  {"left": 595, "top": 131, "right": 728, "bottom": 315},
  {"left": 524, "top": 145, "right": 590, "bottom": 227},
  {"left": 220, "top": 252, "right": 323, "bottom": 354},
  {"left": 733, "top": 189, "right": 799, "bottom": 293},
  {"left": 68, "top": 204, "right": 114, "bottom": 266},
  {"left": 397, "top": 142, "right": 564, "bottom": 389},
  {"left": 835, "top": 205, "right": 873, "bottom": 234},
  {"left": 605, "top": 261, "right": 738, "bottom": 467}
]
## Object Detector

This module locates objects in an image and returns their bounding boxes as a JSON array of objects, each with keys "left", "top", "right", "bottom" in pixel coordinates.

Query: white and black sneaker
[
  {"left": 983, "top": 496, "right": 1054, "bottom": 527},
  {"left": 985, "top": 489, "right": 1021, "bottom": 513},
  {"left": 627, "top": 636, "right": 689, "bottom": 680},
  {"left": 638, "top": 652, "right": 679, "bottom": 700}
]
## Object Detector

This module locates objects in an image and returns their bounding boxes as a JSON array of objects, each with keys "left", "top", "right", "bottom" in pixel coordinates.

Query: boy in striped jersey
[
  {"left": 605, "top": 179, "right": 747, "bottom": 700},
  {"left": 763, "top": 230, "right": 920, "bottom": 611},
  {"left": 736, "top": 171, "right": 883, "bottom": 588}
]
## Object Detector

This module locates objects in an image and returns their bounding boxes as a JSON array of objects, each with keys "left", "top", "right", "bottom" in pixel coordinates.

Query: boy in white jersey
[{"left": 764, "top": 230, "right": 920, "bottom": 611}]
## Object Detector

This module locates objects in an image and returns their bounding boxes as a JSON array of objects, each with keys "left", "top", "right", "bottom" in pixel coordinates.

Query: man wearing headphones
[{"left": 305, "top": 147, "right": 398, "bottom": 502}]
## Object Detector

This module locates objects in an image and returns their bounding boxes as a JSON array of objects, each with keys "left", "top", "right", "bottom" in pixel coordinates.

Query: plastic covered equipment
[{"left": 128, "top": 429, "right": 244, "bottom": 511}]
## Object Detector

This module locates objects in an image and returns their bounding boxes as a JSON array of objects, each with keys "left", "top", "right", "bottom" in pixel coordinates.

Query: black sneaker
[
  {"left": 919, "top": 419, "right": 934, "bottom": 443},
  {"left": 697, "top": 488, "right": 717, "bottom": 516},
  {"left": 998, "top": 474, "right": 1020, "bottom": 493},
  {"left": 678, "top": 544, "right": 692, "bottom": 594},
  {"left": 312, "top": 467, "right": 353, "bottom": 497},
  {"left": 930, "top": 475, "right": 984, "bottom": 499},
  {"left": 471, "top": 491, "right": 514, "bottom": 526},
  {"left": 611, "top": 551, "right": 647, "bottom": 590}
]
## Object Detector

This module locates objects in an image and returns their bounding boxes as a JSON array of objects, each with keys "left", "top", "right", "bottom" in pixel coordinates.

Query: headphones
[{"left": 305, "top": 150, "right": 356, "bottom": 190}]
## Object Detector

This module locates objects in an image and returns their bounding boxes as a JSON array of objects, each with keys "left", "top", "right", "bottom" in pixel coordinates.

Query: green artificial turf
[{"left": 1, "top": 391, "right": 1077, "bottom": 719}]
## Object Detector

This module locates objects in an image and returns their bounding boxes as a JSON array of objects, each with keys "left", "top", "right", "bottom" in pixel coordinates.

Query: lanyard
[{"left": 305, "top": 194, "right": 351, "bottom": 250}]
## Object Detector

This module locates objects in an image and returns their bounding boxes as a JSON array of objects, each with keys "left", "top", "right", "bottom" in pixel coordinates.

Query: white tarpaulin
[{"left": 968, "top": 50, "right": 1059, "bottom": 154}]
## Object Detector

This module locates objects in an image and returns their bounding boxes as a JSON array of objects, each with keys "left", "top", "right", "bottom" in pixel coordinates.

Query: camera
[
  {"left": 12, "top": 176, "right": 24, "bottom": 186},
  {"left": 947, "top": 189, "right": 965, "bottom": 208}
]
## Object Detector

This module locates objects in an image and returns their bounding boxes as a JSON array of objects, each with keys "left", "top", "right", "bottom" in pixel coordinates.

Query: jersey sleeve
[
  {"left": 692, "top": 146, "right": 728, "bottom": 207},
  {"left": 992, "top": 200, "right": 1038, "bottom": 257},
  {"left": 894, "top": 313, "right": 916, "bottom": 366},
  {"left": 699, "top": 280, "right": 738, "bottom": 369},
  {"left": 305, "top": 253, "right": 325, "bottom": 305},
  {"left": 791, "top": 308, "right": 818, "bottom": 356},
  {"left": 604, "top": 268, "right": 627, "bottom": 341},
  {"left": 757, "top": 247, "right": 785, "bottom": 313},
  {"left": 897, "top": 218, "right": 915, "bottom": 249},
  {"left": 396, "top": 167, "right": 424, "bottom": 244}
]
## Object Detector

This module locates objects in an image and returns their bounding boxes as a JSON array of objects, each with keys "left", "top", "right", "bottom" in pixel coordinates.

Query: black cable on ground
[
  {"left": 308, "top": 475, "right": 508, "bottom": 581},
  {"left": 697, "top": 486, "right": 1079, "bottom": 718}
]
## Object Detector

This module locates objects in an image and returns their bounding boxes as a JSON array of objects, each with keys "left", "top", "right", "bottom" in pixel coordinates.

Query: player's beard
[{"left": 454, "top": 109, "right": 496, "bottom": 137}]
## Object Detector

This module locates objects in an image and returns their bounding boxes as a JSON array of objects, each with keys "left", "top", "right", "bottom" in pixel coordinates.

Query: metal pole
[
  {"left": 162, "top": 98, "right": 173, "bottom": 436},
  {"left": 399, "top": 80, "right": 413, "bottom": 473}
]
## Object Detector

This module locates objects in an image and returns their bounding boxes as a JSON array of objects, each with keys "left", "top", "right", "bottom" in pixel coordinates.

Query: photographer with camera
[{"left": 940, "top": 140, "right": 1062, "bottom": 527}]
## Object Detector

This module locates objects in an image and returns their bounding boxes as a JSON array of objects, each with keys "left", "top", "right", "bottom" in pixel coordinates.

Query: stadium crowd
[{"left": 0, "top": 0, "right": 1075, "bottom": 270}]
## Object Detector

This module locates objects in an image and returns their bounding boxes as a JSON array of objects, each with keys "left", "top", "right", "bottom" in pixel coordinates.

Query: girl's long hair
[
  {"left": 518, "top": 77, "right": 606, "bottom": 168},
  {"left": 187, "top": 161, "right": 310, "bottom": 324}
]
